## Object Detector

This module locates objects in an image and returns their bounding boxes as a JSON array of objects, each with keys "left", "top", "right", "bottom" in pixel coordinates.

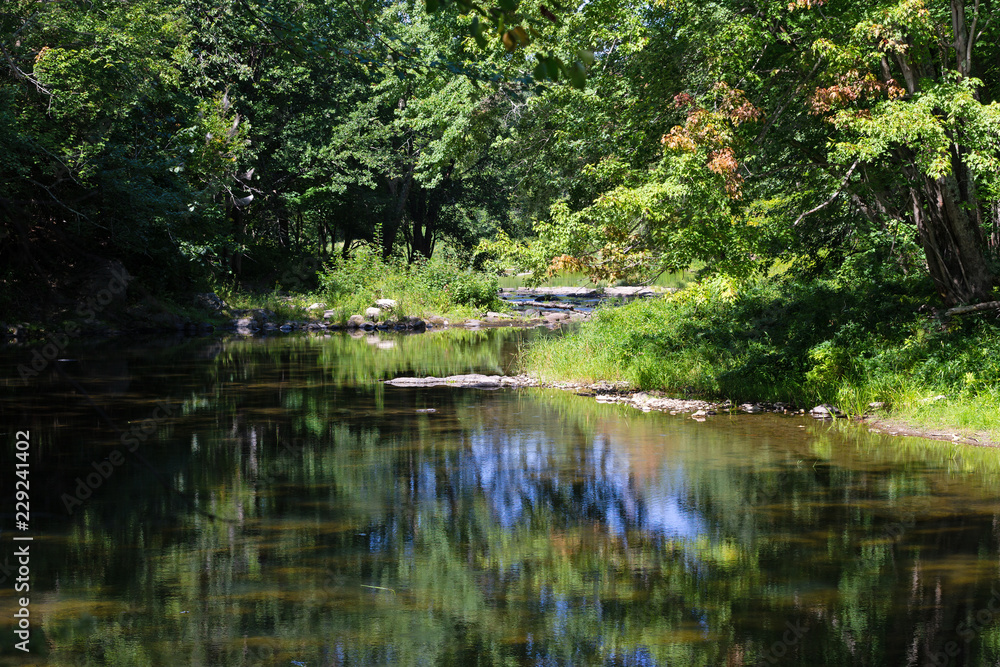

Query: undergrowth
[
  {"left": 216, "top": 245, "right": 503, "bottom": 323},
  {"left": 317, "top": 245, "right": 502, "bottom": 321}
]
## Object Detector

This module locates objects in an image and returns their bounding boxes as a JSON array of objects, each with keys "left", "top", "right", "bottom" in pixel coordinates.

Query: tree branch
[{"left": 793, "top": 158, "right": 860, "bottom": 227}]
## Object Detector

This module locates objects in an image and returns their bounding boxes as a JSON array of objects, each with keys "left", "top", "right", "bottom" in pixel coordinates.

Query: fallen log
[{"left": 943, "top": 301, "right": 1000, "bottom": 318}]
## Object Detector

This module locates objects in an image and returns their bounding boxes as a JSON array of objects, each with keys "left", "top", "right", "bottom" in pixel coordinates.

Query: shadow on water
[{"left": 2, "top": 329, "right": 1000, "bottom": 665}]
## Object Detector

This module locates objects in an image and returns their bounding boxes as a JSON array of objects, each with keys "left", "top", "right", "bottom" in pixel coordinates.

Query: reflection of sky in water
[{"left": 467, "top": 429, "right": 706, "bottom": 541}]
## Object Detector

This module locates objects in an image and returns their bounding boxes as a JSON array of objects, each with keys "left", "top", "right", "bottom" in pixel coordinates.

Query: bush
[{"left": 316, "top": 245, "right": 502, "bottom": 320}]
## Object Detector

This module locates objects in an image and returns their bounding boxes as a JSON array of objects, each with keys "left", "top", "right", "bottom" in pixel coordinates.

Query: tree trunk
[
  {"left": 384, "top": 161, "right": 415, "bottom": 260},
  {"left": 910, "top": 172, "right": 994, "bottom": 306},
  {"left": 277, "top": 216, "right": 289, "bottom": 248}
]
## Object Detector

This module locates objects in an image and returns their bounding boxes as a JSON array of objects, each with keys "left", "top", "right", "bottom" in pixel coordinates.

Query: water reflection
[{"left": 2, "top": 331, "right": 1000, "bottom": 666}]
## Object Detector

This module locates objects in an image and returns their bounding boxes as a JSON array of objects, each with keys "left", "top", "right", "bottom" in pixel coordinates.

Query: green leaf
[{"left": 567, "top": 60, "right": 586, "bottom": 89}]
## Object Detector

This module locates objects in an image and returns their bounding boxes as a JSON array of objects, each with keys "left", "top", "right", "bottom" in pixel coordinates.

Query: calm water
[{"left": 3, "top": 330, "right": 1000, "bottom": 666}]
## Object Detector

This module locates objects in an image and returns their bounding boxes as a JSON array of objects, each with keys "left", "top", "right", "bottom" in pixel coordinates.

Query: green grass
[
  {"left": 521, "top": 274, "right": 1000, "bottom": 437},
  {"left": 316, "top": 246, "right": 504, "bottom": 322},
  {"left": 210, "top": 245, "right": 505, "bottom": 324}
]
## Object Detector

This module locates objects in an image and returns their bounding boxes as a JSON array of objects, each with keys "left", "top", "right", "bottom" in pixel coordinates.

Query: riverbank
[
  {"left": 519, "top": 274, "right": 1000, "bottom": 448},
  {"left": 383, "top": 373, "right": 1000, "bottom": 448}
]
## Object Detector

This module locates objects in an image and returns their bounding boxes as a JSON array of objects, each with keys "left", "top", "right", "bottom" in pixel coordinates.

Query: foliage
[
  {"left": 473, "top": 0, "right": 1000, "bottom": 306},
  {"left": 317, "top": 243, "right": 502, "bottom": 319}
]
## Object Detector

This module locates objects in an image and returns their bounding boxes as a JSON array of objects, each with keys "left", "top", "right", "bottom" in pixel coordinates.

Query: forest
[{"left": 3, "top": 0, "right": 1000, "bottom": 422}]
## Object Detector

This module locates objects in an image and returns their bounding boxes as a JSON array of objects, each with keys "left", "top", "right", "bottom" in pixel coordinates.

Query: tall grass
[
  {"left": 317, "top": 245, "right": 502, "bottom": 321},
  {"left": 213, "top": 245, "right": 504, "bottom": 323},
  {"left": 522, "top": 274, "right": 1000, "bottom": 436}
]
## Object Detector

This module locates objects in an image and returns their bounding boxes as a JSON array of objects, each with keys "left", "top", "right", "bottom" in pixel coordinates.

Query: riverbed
[{"left": 2, "top": 329, "right": 1000, "bottom": 666}]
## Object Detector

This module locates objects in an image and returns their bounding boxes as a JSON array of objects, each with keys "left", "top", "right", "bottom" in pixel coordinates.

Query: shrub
[{"left": 316, "top": 245, "right": 502, "bottom": 320}]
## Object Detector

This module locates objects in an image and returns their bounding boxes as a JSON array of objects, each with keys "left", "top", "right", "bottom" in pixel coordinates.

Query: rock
[
  {"left": 375, "top": 298, "right": 398, "bottom": 309},
  {"left": 920, "top": 394, "right": 947, "bottom": 403},
  {"left": 365, "top": 306, "right": 381, "bottom": 319},
  {"left": 415, "top": 408, "right": 437, "bottom": 413},
  {"left": 403, "top": 316, "right": 426, "bottom": 331},
  {"left": 692, "top": 409, "right": 709, "bottom": 418},
  {"left": 323, "top": 309, "right": 337, "bottom": 320},
  {"left": 194, "top": 292, "right": 227, "bottom": 311},
  {"left": 385, "top": 374, "right": 540, "bottom": 390},
  {"left": 306, "top": 302, "right": 327, "bottom": 311},
  {"left": 810, "top": 404, "right": 844, "bottom": 419},
  {"left": 486, "top": 311, "right": 512, "bottom": 319},
  {"left": 279, "top": 324, "right": 293, "bottom": 332},
  {"left": 347, "top": 314, "right": 365, "bottom": 328},
  {"left": 740, "top": 403, "right": 764, "bottom": 414},
  {"left": 464, "top": 319, "right": 481, "bottom": 328},
  {"left": 235, "top": 317, "right": 257, "bottom": 334},
  {"left": 604, "top": 286, "right": 658, "bottom": 298},
  {"left": 868, "top": 401, "right": 885, "bottom": 410}
]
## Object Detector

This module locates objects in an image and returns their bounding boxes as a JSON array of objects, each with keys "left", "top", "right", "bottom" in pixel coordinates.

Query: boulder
[
  {"left": 809, "top": 404, "right": 844, "bottom": 419},
  {"left": 403, "top": 316, "right": 426, "bottom": 331},
  {"left": 306, "top": 302, "right": 327, "bottom": 311},
  {"left": 365, "top": 306, "right": 381, "bottom": 320},
  {"left": 235, "top": 317, "right": 257, "bottom": 333},
  {"left": 347, "top": 314, "right": 365, "bottom": 328},
  {"left": 194, "top": 292, "right": 227, "bottom": 311},
  {"left": 375, "top": 298, "right": 398, "bottom": 309}
]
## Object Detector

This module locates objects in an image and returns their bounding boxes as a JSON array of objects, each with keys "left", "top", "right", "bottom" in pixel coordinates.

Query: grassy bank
[
  {"left": 217, "top": 245, "right": 504, "bottom": 324},
  {"left": 522, "top": 274, "right": 1000, "bottom": 440}
]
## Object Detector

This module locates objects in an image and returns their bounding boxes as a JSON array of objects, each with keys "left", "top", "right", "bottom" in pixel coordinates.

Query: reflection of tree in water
[{"left": 467, "top": 427, "right": 706, "bottom": 541}]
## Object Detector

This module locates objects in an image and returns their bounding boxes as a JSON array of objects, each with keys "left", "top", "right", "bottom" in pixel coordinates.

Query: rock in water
[{"left": 810, "top": 404, "right": 844, "bottom": 419}]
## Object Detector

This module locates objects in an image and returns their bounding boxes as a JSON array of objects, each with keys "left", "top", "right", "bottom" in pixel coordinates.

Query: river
[{"left": 2, "top": 329, "right": 1000, "bottom": 666}]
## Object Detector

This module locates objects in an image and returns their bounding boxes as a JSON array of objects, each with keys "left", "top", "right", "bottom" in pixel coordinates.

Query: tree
[{"left": 467, "top": 0, "right": 1000, "bottom": 305}]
